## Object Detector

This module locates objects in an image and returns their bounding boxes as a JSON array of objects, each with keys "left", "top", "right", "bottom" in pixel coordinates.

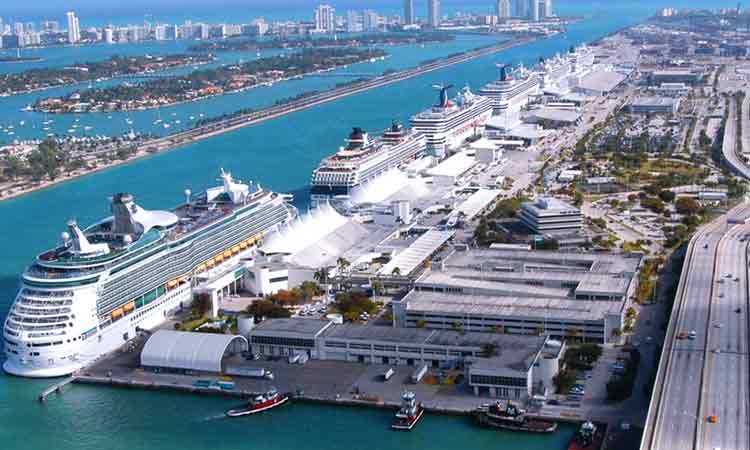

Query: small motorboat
[{"left": 226, "top": 388, "right": 289, "bottom": 417}]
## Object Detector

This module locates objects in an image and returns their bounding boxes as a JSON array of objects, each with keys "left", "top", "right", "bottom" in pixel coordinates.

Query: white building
[
  {"left": 404, "top": 0, "right": 415, "bottom": 25},
  {"left": 496, "top": 0, "right": 511, "bottom": 19},
  {"left": 428, "top": 0, "right": 440, "bottom": 28},
  {"left": 346, "top": 11, "right": 361, "bottom": 32},
  {"left": 363, "top": 10, "right": 380, "bottom": 32},
  {"left": 314, "top": 4, "right": 336, "bottom": 33},
  {"left": 66, "top": 11, "right": 81, "bottom": 44},
  {"left": 520, "top": 197, "right": 582, "bottom": 234}
]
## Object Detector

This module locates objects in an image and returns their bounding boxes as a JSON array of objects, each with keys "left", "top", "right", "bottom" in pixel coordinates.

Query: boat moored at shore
[
  {"left": 391, "top": 391, "right": 424, "bottom": 431},
  {"left": 474, "top": 401, "right": 557, "bottom": 433}
]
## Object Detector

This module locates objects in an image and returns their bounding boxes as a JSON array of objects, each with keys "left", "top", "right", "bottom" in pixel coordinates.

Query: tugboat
[
  {"left": 474, "top": 401, "right": 557, "bottom": 433},
  {"left": 226, "top": 387, "right": 289, "bottom": 417},
  {"left": 568, "top": 421, "right": 602, "bottom": 450},
  {"left": 391, "top": 391, "right": 424, "bottom": 431}
]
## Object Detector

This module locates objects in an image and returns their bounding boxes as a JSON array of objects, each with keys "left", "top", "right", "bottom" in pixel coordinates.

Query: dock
[{"left": 38, "top": 376, "right": 76, "bottom": 402}]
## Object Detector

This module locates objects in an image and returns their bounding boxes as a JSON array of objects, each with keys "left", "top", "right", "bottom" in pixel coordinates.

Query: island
[
  {"left": 0, "top": 56, "right": 45, "bottom": 64},
  {"left": 188, "top": 32, "right": 455, "bottom": 53},
  {"left": 0, "top": 53, "right": 215, "bottom": 97},
  {"left": 33, "top": 47, "right": 387, "bottom": 113}
]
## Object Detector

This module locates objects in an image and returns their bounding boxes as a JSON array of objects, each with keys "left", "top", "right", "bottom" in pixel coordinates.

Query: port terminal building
[
  {"left": 247, "top": 318, "right": 564, "bottom": 400},
  {"left": 519, "top": 197, "right": 583, "bottom": 234},
  {"left": 391, "top": 248, "right": 643, "bottom": 344}
]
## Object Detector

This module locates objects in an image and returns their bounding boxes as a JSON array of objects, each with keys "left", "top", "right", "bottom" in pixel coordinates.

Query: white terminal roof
[
  {"left": 630, "top": 96, "right": 677, "bottom": 108},
  {"left": 527, "top": 107, "right": 582, "bottom": 124},
  {"left": 523, "top": 196, "right": 580, "bottom": 215},
  {"left": 379, "top": 229, "right": 454, "bottom": 276},
  {"left": 140, "top": 330, "right": 248, "bottom": 373},
  {"left": 426, "top": 151, "right": 476, "bottom": 178},
  {"left": 457, "top": 189, "right": 501, "bottom": 221},
  {"left": 577, "top": 70, "right": 626, "bottom": 93}
]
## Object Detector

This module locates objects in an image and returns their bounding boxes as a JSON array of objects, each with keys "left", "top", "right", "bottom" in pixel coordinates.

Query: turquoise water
[{"left": 0, "top": 1, "right": 734, "bottom": 449}]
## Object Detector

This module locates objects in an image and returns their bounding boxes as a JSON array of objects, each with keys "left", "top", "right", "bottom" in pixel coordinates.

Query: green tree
[
  {"left": 391, "top": 267, "right": 401, "bottom": 277},
  {"left": 27, "top": 139, "right": 62, "bottom": 181}
]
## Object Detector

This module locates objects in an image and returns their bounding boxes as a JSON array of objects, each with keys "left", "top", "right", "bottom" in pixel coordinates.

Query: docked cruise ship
[
  {"left": 309, "top": 122, "right": 426, "bottom": 203},
  {"left": 3, "top": 170, "right": 294, "bottom": 377},
  {"left": 537, "top": 44, "right": 595, "bottom": 95},
  {"left": 479, "top": 64, "right": 540, "bottom": 132},
  {"left": 409, "top": 85, "right": 493, "bottom": 157}
]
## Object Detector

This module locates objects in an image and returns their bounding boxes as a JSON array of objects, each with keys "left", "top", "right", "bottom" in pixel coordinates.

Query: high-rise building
[
  {"left": 496, "top": 0, "right": 511, "bottom": 19},
  {"left": 13, "top": 22, "right": 24, "bottom": 35},
  {"left": 104, "top": 27, "right": 114, "bottom": 44},
  {"left": 314, "top": 4, "right": 336, "bottom": 33},
  {"left": 25, "top": 22, "right": 35, "bottom": 33},
  {"left": 527, "top": 0, "right": 539, "bottom": 21},
  {"left": 346, "top": 11, "right": 361, "bottom": 33},
  {"left": 515, "top": 0, "right": 527, "bottom": 18},
  {"left": 539, "top": 0, "right": 552, "bottom": 18},
  {"left": 154, "top": 25, "right": 167, "bottom": 41},
  {"left": 363, "top": 10, "right": 380, "bottom": 32},
  {"left": 42, "top": 20, "right": 60, "bottom": 33},
  {"left": 404, "top": 0, "right": 414, "bottom": 25},
  {"left": 428, "top": 0, "right": 440, "bottom": 28},
  {"left": 66, "top": 11, "right": 81, "bottom": 43}
]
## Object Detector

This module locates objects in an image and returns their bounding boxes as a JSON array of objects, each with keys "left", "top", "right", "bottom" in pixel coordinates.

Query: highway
[
  {"left": 642, "top": 204, "right": 750, "bottom": 450},
  {"left": 699, "top": 222, "right": 750, "bottom": 450},
  {"left": 721, "top": 94, "right": 750, "bottom": 179}
]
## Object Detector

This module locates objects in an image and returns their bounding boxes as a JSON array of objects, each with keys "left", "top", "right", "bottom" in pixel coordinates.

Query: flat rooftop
[
  {"left": 402, "top": 290, "right": 623, "bottom": 322},
  {"left": 456, "top": 189, "right": 501, "bottom": 221},
  {"left": 522, "top": 197, "right": 580, "bottom": 215},
  {"left": 630, "top": 96, "right": 678, "bottom": 108},
  {"left": 577, "top": 70, "right": 626, "bottom": 93},
  {"left": 250, "top": 318, "right": 333, "bottom": 336},
  {"left": 445, "top": 248, "right": 642, "bottom": 275},
  {"left": 322, "top": 324, "right": 546, "bottom": 371},
  {"left": 426, "top": 151, "right": 476, "bottom": 178},
  {"left": 527, "top": 107, "right": 582, "bottom": 124}
]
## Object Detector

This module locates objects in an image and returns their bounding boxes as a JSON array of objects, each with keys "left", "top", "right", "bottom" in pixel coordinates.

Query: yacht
[{"left": 2, "top": 169, "right": 295, "bottom": 378}]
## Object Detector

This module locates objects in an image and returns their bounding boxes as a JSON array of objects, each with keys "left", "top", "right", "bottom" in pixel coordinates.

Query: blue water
[{"left": 0, "top": 1, "right": 736, "bottom": 449}]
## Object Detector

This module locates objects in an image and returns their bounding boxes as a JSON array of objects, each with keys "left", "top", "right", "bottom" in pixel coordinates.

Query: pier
[{"left": 38, "top": 376, "right": 76, "bottom": 402}]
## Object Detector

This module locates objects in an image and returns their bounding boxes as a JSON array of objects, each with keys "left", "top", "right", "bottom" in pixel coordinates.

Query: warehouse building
[
  {"left": 248, "top": 318, "right": 564, "bottom": 400},
  {"left": 140, "top": 330, "right": 248, "bottom": 374},
  {"left": 519, "top": 197, "right": 583, "bottom": 234},
  {"left": 628, "top": 97, "right": 680, "bottom": 115},
  {"left": 391, "top": 248, "right": 642, "bottom": 343}
]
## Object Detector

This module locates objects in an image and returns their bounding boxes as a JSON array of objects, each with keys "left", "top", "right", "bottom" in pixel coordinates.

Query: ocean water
[{"left": 0, "top": 1, "right": 735, "bottom": 449}]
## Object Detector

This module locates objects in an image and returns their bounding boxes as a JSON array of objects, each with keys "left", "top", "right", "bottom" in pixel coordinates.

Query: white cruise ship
[
  {"left": 409, "top": 85, "right": 493, "bottom": 157},
  {"left": 309, "top": 122, "right": 426, "bottom": 203},
  {"left": 537, "top": 44, "right": 595, "bottom": 95},
  {"left": 3, "top": 170, "right": 294, "bottom": 378},
  {"left": 480, "top": 64, "right": 540, "bottom": 132}
]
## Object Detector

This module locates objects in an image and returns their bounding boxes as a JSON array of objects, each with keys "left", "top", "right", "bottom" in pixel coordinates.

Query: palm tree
[
  {"left": 336, "top": 257, "right": 350, "bottom": 274},
  {"left": 313, "top": 267, "right": 328, "bottom": 285},
  {"left": 391, "top": 266, "right": 401, "bottom": 277}
]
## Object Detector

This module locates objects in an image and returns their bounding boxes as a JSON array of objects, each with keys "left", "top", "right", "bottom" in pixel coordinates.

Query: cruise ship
[
  {"left": 309, "top": 122, "right": 426, "bottom": 203},
  {"left": 479, "top": 65, "right": 540, "bottom": 132},
  {"left": 409, "top": 85, "right": 493, "bottom": 157},
  {"left": 537, "top": 44, "right": 595, "bottom": 95},
  {"left": 3, "top": 170, "right": 294, "bottom": 377}
]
